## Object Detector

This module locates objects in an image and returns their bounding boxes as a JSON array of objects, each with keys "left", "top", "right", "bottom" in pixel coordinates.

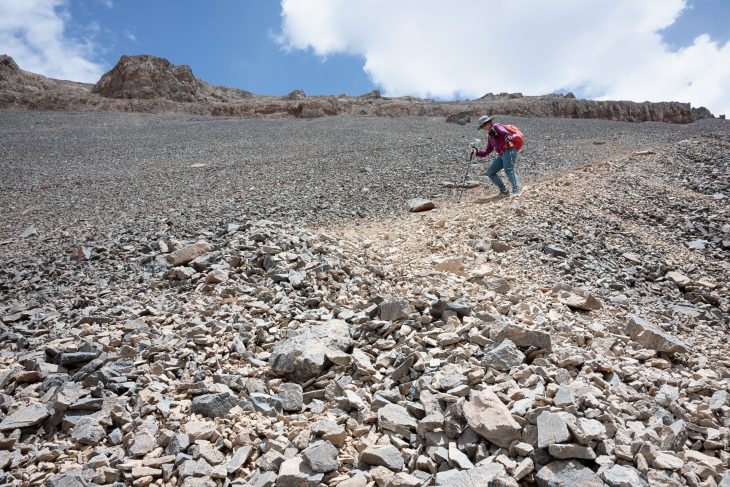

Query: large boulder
[
  {"left": 270, "top": 320, "right": 352, "bottom": 382},
  {"left": 93, "top": 55, "right": 202, "bottom": 101}
]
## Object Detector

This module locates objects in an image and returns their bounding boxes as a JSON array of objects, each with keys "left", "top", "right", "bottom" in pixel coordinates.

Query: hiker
[{"left": 470, "top": 115, "right": 521, "bottom": 197}]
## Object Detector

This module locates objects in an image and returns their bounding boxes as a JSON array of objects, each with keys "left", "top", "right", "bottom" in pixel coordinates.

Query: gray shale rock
[
  {"left": 435, "top": 463, "right": 506, "bottom": 486},
  {"left": 360, "top": 445, "right": 404, "bottom": 471},
  {"left": 0, "top": 403, "right": 49, "bottom": 430},
  {"left": 71, "top": 416, "right": 105, "bottom": 446},
  {"left": 270, "top": 319, "right": 352, "bottom": 382},
  {"left": 625, "top": 315, "right": 688, "bottom": 353},
  {"left": 481, "top": 339, "right": 525, "bottom": 371},
  {"left": 190, "top": 392, "right": 251, "bottom": 418},
  {"left": 278, "top": 383, "right": 304, "bottom": 412},
  {"left": 535, "top": 460, "right": 605, "bottom": 487},
  {"left": 276, "top": 456, "right": 325, "bottom": 486},
  {"left": 406, "top": 198, "right": 435, "bottom": 212},
  {"left": 495, "top": 323, "right": 552, "bottom": 351},
  {"left": 302, "top": 440, "right": 340, "bottom": 473}
]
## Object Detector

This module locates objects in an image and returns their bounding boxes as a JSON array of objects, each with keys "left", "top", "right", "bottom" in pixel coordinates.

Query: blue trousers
[{"left": 486, "top": 148, "right": 520, "bottom": 193}]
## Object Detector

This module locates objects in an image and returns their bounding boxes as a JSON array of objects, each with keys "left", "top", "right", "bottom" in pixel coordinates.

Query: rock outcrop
[
  {"left": 0, "top": 54, "right": 56, "bottom": 91},
  {"left": 0, "top": 53, "right": 717, "bottom": 123},
  {"left": 92, "top": 54, "right": 253, "bottom": 103}
]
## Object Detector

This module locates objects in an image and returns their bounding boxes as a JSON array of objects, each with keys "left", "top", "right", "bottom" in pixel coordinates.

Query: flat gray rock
[
  {"left": 71, "top": 416, "right": 105, "bottom": 446},
  {"left": 302, "top": 440, "right": 340, "bottom": 473},
  {"left": 276, "top": 456, "right": 324, "bottom": 486},
  {"left": 601, "top": 464, "right": 647, "bottom": 487},
  {"left": 278, "top": 383, "right": 304, "bottom": 412},
  {"left": 535, "top": 460, "right": 605, "bottom": 487},
  {"left": 537, "top": 411, "right": 570, "bottom": 448},
  {"left": 435, "top": 463, "right": 505, "bottom": 486},
  {"left": 406, "top": 198, "right": 435, "bottom": 212},
  {"left": 548, "top": 443, "right": 596, "bottom": 460},
  {"left": 378, "top": 403, "right": 418, "bottom": 436},
  {"left": 494, "top": 323, "right": 552, "bottom": 351},
  {"left": 191, "top": 392, "right": 251, "bottom": 418},
  {"left": 360, "top": 445, "right": 404, "bottom": 471},
  {"left": 0, "top": 403, "right": 49, "bottom": 430},
  {"left": 625, "top": 315, "right": 687, "bottom": 353},
  {"left": 482, "top": 339, "right": 525, "bottom": 371}
]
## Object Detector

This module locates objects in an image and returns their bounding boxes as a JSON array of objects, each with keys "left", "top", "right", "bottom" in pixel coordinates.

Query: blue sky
[
  {"left": 2, "top": 0, "right": 730, "bottom": 114},
  {"left": 62, "top": 0, "right": 376, "bottom": 96}
]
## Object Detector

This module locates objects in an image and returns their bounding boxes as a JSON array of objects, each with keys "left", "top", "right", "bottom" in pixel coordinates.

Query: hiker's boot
[{"left": 497, "top": 190, "right": 510, "bottom": 198}]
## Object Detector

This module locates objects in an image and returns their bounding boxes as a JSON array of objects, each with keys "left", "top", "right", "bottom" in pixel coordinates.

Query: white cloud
[
  {"left": 278, "top": 0, "right": 730, "bottom": 115},
  {"left": 124, "top": 30, "right": 137, "bottom": 43},
  {"left": 0, "top": 0, "right": 105, "bottom": 82}
]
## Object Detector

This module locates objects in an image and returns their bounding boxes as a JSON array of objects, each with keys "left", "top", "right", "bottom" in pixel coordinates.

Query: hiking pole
[{"left": 457, "top": 151, "right": 473, "bottom": 203}]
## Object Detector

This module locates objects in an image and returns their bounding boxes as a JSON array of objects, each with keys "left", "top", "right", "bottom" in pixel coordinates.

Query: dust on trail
[{"left": 318, "top": 134, "right": 730, "bottom": 363}]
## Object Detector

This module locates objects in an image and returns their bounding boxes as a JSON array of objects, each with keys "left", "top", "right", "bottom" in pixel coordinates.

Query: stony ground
[{"left": 0, "top": 111, "right": 729, "bottom": 486}]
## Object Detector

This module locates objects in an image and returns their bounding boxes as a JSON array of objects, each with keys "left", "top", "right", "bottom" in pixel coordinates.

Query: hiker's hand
[{"left": 470, "top": 147, "right": 477, "bottom": 156}]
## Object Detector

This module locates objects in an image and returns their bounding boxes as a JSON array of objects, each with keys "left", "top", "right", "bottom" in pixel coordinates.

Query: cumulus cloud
[
  {"left": 0, "top": 0, "right": 105, "bottom": 82},
  {"left": 278, "top": 0, "right": 730, "bottom": 115}
]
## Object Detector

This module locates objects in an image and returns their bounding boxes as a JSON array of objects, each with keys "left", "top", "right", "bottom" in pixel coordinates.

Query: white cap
[{"left": 477, "top": 115, "right": 495, "bottom": 128}]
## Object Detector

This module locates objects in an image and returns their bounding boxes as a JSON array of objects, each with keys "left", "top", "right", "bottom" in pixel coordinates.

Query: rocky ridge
[
  {"left": 0, "top": 116, "right": 728, "bottom": 485},
  {"left": 0, "top": 54, "right": 716, "bottom": 123}
]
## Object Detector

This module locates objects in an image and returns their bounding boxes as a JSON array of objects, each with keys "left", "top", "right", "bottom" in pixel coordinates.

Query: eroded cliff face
[{"left": 0, "top": 54, "right": 715, "bottom": 123}]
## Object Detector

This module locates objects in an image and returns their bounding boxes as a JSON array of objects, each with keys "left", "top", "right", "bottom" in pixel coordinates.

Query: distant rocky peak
[
  {"left": 0, "top": 54, "right": 56, "bottom": 91},
  {"left": 92, "top": 54, "right": 206, "bottom": 102},
  {"left": 0, "top": 54, "right": 21, "bottom": 75}
]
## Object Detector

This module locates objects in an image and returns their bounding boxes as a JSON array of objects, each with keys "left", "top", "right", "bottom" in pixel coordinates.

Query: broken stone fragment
[
  {"left": 625, "top": 315, "right": 688, "bottom": 353},
  {"left": 535, "top": 460, "right": 604, "bottom": 487},
  {"left": 406, "top": 198, "right": 435, "bottom": 212},
  {"left": 600, "top": 464, "right": 646, "bottom": 487},
  {"left": 463, "top": 389, "right": 522, "bottom": 448},
  {"left": 494, "top": 323, "right": 552, "bottom": 351},
  {"left": 434, "top": 463, "right": 505, "bottom": 486},
  {"left": 278, "top": 383, "right": 304, "bottom": 412},
  {"left": 270, "top": 319, "right": 352, "bottom": 382},
  {"left": 561, "top": 293, "right": 602, "bottom": 311},
  {"left": 537, "top": 411, "right": 570, "bottom": 448},
  {"left": 71, "top": 416, "right": 105, "bottom": 446},
  {"left": 165, "top": 241, "right": 214, "bottom": 266},
  {"left": 190, "top": 392, "right": 251, "bottom": 418},
  {"left": 379, "top": 300, "right": 411, "bottom": 321},
  {"left": 0, "top": 403, "right": 49, "bottom": 430},
  {"left": 302, "top": 440, "right": 340, "bottom": 473},
  {"left": 378, "top": 403, "right": 418, "bottom": 436},
  {"left": 360, "top": 445, "right": 404, "bottom": 471},
  {"left": 665, "top": 271, "right": 691, "bottom": 288},
  {"left": 481, "top": 339, "right": 525, "bottom": 371},
  {"left": 249, "top": 393, "right": 283, "bottom": 417},
  {"left": 547, "top": 443, "right": 596, "bottom": 460},
  {"left": 227, "top": 446, "right": 252, "bottom": 475}
]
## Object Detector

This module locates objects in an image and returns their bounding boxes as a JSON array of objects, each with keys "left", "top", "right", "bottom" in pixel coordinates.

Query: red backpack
[{"left": 503, "top": 124, "right": 524, "bottom": 152}]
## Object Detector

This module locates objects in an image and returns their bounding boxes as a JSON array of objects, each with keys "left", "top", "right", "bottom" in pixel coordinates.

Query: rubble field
[{"left": 0, "top": 111, "right": 729, "bottom": 486}]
